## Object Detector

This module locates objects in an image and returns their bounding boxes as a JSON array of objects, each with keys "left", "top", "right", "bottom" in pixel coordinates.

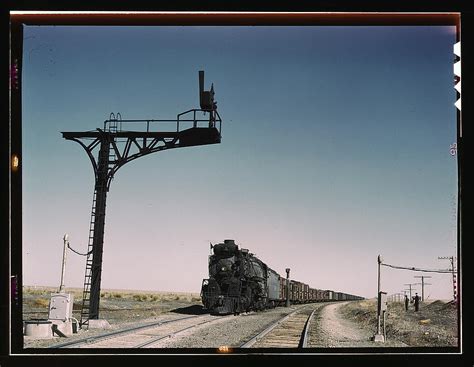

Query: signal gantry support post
[{"left": 62, "top": 71, "right": 222, "bottom": 328}]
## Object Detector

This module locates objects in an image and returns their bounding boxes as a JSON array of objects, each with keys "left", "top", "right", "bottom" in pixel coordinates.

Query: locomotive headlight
[{"left": 221, "top": 267, "right": 226, "bottom": 271}]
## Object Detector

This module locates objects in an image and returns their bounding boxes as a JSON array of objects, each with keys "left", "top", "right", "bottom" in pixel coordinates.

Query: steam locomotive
[{"left": 200, "top": 239, "right": 364, "bottom": 315}]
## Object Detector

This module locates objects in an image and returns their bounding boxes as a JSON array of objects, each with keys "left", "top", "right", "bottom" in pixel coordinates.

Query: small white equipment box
[{"left": 48, "top": 293, "right": 74, "bottom": 321}]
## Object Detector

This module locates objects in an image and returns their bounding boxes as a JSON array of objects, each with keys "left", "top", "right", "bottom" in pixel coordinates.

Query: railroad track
[
  {"left": 50, "top": 303, "right": 331, "bottom": 349},
  {"left": 51, "top": 314, "right": 232, "bottom": 348},
  {"left": 240, "top": 304, "right": 320, "bottom": 348}
]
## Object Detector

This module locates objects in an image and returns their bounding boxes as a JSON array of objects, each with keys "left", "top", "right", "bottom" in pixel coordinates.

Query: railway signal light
[{"left": 199, "top": 70, "right": 217, "bottom": 111}]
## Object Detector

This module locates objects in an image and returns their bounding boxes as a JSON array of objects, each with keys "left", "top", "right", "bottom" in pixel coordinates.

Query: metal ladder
[
  {"left": 80, "top": 113, "right": 120, "bottom": 327},
  {"left": 108, "top": 115, "right": 117, "bottom": 165},
  {"left": 108, "top": 114, "right": 119, "bottom": 178},
  {"left": 79, "top": 189, "right": 97, "bottom": 327}
]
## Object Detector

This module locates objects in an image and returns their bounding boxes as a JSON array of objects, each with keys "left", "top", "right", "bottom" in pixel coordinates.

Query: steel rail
[
  {"left": 50, "top": 314, "right": 201, "bottom": 348},
  {"left": 239, "top": 307, "right": 306, "bottom": 348},
  {"left": 135, "top": 314, "right": 234, "bottom": 348},
  {"left": 300, "top": 309, "right": 316, "bottom": 348}
]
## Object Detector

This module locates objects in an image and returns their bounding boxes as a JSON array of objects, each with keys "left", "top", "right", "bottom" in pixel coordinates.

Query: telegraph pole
[
  {"left": 374, "top": 255, "right": 385, "bottom": 342},
  {"left": 59, "top": 234, "right": 69, "bottom": 293},
  {"left": 377, "top": 255, "right": 382, "bottom": 298},
  {"left": 404, "top": 283, "right": 416, "bottom": 300},
  {"left": 438, "top": 256, "right": 457, "bottom": 302},
  {"left": 414, "top": 276, "right": 432, "bottom": 302}
]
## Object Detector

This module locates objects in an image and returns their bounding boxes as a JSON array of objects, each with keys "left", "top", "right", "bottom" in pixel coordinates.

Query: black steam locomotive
[{"left": 200, "top": 239, "right": 364, "bottom": 315}]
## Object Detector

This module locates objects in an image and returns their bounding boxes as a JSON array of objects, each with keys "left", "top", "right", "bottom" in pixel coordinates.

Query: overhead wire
[
  {"left": 381, "top": 262, "right": 453, "bottom": 274},
  {"left": 67, "top": 242, "right": 93, "bottom": 256}
]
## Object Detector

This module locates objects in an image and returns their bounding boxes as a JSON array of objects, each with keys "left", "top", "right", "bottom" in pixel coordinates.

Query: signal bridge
[{"left": 62, "top": 71, "right": 222, "bottom": 328}]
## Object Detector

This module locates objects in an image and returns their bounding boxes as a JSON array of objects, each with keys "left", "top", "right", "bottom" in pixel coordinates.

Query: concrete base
[
  {"left": 24, "top": 320, "right": 53, "bottom": 339},
  {"left": 373, "top": 334, "right": 385, "bottom": 343},
  {"left": 87, "top": 319, "right": 111, "bottom": 329},
  {"left": 50, "top": 320, "right": 74, "bottom": 336}
]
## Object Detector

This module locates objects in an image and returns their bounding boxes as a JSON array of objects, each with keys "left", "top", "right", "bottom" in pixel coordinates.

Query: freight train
[{"left": 200, "top": 239, "right": 364, "bottom": 315}]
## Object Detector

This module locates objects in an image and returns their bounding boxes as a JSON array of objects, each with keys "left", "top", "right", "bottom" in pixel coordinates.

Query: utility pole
[
  {"left": 285, "top": 268, "right": 290, "bottom": 307},
  {"left": 374, "top": 255, "right": 385, "bottom": 342},
  {"left": 377, "top": 255, "right": 382, "bottom": 300},
  {"left": 414, "top": 276, "right": 432, "bottom": 302},
  {"left": 59, "top": 234, "right": 69, "bottom": 293},
  {"left": 438, "top": 256, "right": 457, "bottom": 302}
]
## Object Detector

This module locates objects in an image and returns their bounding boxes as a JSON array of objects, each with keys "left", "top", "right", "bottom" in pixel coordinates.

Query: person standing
[
  {"left": 414, "top": 293, "right": 420, "bottom": 312},
  {"left": 405, "top": 294, "right": 409, "bottom": 311}
]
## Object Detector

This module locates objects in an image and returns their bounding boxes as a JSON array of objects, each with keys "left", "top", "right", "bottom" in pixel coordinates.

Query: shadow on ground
[{"left": 170, "top": 305, "right": 209, "bottom": 315}]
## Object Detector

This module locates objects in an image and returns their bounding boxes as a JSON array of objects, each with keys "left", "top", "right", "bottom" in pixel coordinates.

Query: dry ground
[
  {"left": 21, "top": 287, "right": 459, "bottom": 349},
  {"left": 339, "top": 298, "right": 459, "bottom": 347},
  {"left": 22, "top": 285, "right": 202, "bottom": 325},
  {"left": 22, "top": 285, "right": 204, "bottom": 348}
]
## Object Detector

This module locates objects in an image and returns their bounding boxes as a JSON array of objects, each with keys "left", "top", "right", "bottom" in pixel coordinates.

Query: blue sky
[{"left": 22, "top": 25, "right": 458, "bottom": 299}]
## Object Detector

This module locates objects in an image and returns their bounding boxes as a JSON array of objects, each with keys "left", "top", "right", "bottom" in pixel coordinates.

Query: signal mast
[{"left": 62, "top": 71, "right": 222, "bottom": 327}]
